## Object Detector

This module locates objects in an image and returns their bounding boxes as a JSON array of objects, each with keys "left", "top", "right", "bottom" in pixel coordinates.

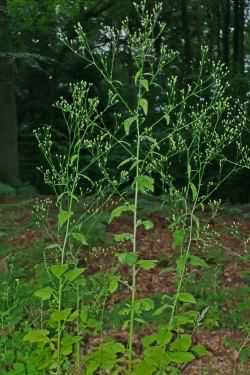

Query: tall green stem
[{"left": 128, "top": 113, "right": 141, "bottom": 373}]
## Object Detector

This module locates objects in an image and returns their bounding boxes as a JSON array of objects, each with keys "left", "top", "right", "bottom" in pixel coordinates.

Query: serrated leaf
[
  {"left": 109, "top": 204, "right": 135, "bottom": 223},
  {"left": 170, "top": 334, "right": 192, "bottom": 352},
  {"left": 64, "top": 267, "right": 85, "bottom": 282},
  {"left": 61, "top": 335, "right": 81, "bottom": 355},
  {"left": 117, "top": 252, "right": 138, "bottom": 266},
  {"left": 174, "top": 311, "right": 198, "bottom": 327},
  {"left": 135, "top": 175, "right": 154, "bottom": 193},
  {"left": 123, "top": 116, "right": 137, "bottom": 136},
  {"left": 50, "top": 308, "right": 72, "bottom": 322},
  {"left": 34, "top": 287, "right": 53, "bottom": 301},
  {"left": 173, "top": 228, "right": 185, "bottom": 248},
  {"left": 67, "top": 310, "right": 79, "bottom": 321},
  {"left": 80, "top": 307, "right": 88, "bottom": 323},
  {"left": 71, "top": 232, "right": 88, "bottom": 246},
  {"left": 167, "top": 351, "right": 195, "bottom": 364},
  {"left": 178, "top": 292, "right": 196, "bottom": 304},
  {"left": 114, "top": 233, "right": 133, "bottom": 242},
  {"left": 192, "top": 344, "right": 210, "bottom": 358},
  {"left": 137, "top": 259, "right": 158, "bottom": 270},
  {"left": 156, "top": 327, "right": 173, "bottom": 346},
  {"left": 139, "top": 98, "right": 148, "bottom": 115},
  {"left": 136, "top": 298, "right": 154, "bottom": 312},
  {"left": 102, "top": 341, "right": 125, "bottom": 354},
  {"left": 50, "top": 264, "right": 69, "bottom": 279},
  {"left": 58, "top": 209, "right": 73, "bottom": 227},
  {"left": 141, "top": 219, "right": 154, "bottom": 230},
  {"left": 176, "top": 255, "right": 185, "bottom": 275},
  {"left": 23, "top": 329, "right": 49, "bottom": 343},
  {"left": 109, "top": 275, "right": 120, "bottom": 293},
  {"left": 189, "top": 255, "right": 209, "bottom": 268}
]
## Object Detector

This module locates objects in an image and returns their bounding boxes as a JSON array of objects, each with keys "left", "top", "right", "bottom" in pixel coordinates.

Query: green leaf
[
  {"left": 71, "top": 232, "right": 88, "bottom": 246},
  {"left": 167, "top": 351, "right": 195, "bottom": 364},
  {"left": 135, "top": 69, "right": 142, "bottom": 84},
  {"left": 192, "top": 344, "right": 210, "bottom": 358},
  {"left": 164, "top": 113, "right": 170, "bottom": 125},
  {"left": 114, "top": 233, "right": 133, "bottom": 242},
  {"left": 80, "top": 307, "right": 88, "bottom": 323},
  {"left": 133, "top": 360, "right": 155, "bottom": 375},
  {"left": 123, "top": 116, "right": 137, "bottom": 135},
  {"left": 156, "top": 327, "right": 173, "bottom": 346},
  {"left": 70, "top": 154, "right": 78, "bottom": 166},
  {"left": 173, "top": 228, "right": 185, "bottom": 248},
  {"left": 102, "top": 341, "right": 125, "bottom": 354},
  {"left": 46, "top": 243, "right": 61, "bottom": 250},
  {"left": 174, "top": 311, "right": 198, "bottom": 327},
  {"left": 178, "top": 293, "right": 196, "bottom": 304},
  {"left": 189, "top": 255, "right": 209, "bottom": 268},
  {"left": 141, "top": 79, "right": 149, "bottom": 92},
  {"left": 58, "top": 209, "right": 73, "bottom": 227},
  {"left": 137, "top": 259, "right": 158, "bottom": 270},
  {"left": 50, "top": 264, "right": 69, "bottom": 279},
  {"left": 109, "top": 204, "right": 135, "bottom": 223},
  {"left": 61, "top": 335, "right": 81, "bottom": 356},
  {"left": 67, "top": 310, "right": 79, "bottom": 321},
  {"left": 137, "top": 219, "right": 154, "bottom": 230},
  {"left": 142, "top": 334, "right": 158, "bottom": 348},
  {"left": 139, "top": 98, "right": 148, "bottom": 115},
  {"left": 153, "top": 303, "right": 172, "bottom": 316},
  {"left": 117, "top": 252, "right": 138, "bottom": 266},
  {"left": 135, "top": 175, "right": 154, "bottom": 193},
  {"left": 109, "top": 275, "right": 120, "bottom": 293},
  {"left": 170, "top": 334, "right": 192, "bottom": 352},
  {"left": 139, "top": 298, "right": 154, "bottom": 312},
  {"left": 50, "top": 308, "right": 72, "bottom": 322},
  {"left": 190, "top": 182, "right": 198, "bottom": 201},
  {"left": 187, "top": 162, "right": 191, "bottom": 180},
  {"left": 117, "top": 156, "right": 133, "bottom": 169},
  {"left": 176, "top": 255, "right": 185, "bottom": 275},
  {"left": 23, "top": 329, "right": 49, "bottom": 344},
  {"left": 64, "top": 267, "right": 85, "bottom": 282},
  {"left": 34, "top": 287, "right": 53, "bottom": 301}
]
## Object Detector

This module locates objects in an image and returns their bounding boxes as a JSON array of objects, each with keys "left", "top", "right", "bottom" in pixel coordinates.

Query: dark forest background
[{"left": 1, "top": 0, "right": 250, "bottom": 201}]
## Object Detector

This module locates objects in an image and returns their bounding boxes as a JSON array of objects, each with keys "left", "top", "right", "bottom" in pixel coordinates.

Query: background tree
[
  {"left": 1, "top": 0, "right": 250, "bottom": 201},
  {"left": 0, "top": 0, "right": 19, "bottom": 185}
]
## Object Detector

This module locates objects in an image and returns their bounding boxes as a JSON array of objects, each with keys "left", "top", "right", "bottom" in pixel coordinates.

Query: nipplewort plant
[{"left": 22, "top": 1, "right": 250, "bottom": 374}]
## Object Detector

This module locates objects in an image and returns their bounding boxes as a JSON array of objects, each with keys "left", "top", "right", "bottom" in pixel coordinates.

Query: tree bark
[
  {"left": 222, "top": 0, "right": 231, "bottom": 65},
  {"left": 233, "top": 0, "right": 245, "bottom": 73},
  {"left": 0, "top": 0, "right": 19, "bottom": 185}
]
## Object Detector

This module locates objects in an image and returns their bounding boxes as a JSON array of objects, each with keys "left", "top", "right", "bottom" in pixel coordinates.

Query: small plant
[{"left": 207, "top": 198, "right": 222, "bottom": 221}]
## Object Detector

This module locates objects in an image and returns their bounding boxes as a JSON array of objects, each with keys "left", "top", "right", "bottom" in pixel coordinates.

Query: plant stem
[{"left": 128, "top": 111, "right": 141, "bottom": 373}]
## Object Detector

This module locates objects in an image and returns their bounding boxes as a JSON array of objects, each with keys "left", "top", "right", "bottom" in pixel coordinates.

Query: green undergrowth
[{"left": 0, "top": 197, "right": 250, "bottom": 374}]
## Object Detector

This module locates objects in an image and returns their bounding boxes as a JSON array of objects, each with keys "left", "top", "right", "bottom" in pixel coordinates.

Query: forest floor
[{"left": 0, "top": 194, "right": 250, "bottom": 374}]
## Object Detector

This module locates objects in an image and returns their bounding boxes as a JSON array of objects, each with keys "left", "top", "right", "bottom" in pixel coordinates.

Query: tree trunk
[
  {"left": 233, "top": 0, "right": 245, "bottom": 73},
  {"left": 0, "top": 0, "right": 19, "bottom": 185},
  {"left": 222, "top": 0, "right": 231, "bottom": 65}
]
